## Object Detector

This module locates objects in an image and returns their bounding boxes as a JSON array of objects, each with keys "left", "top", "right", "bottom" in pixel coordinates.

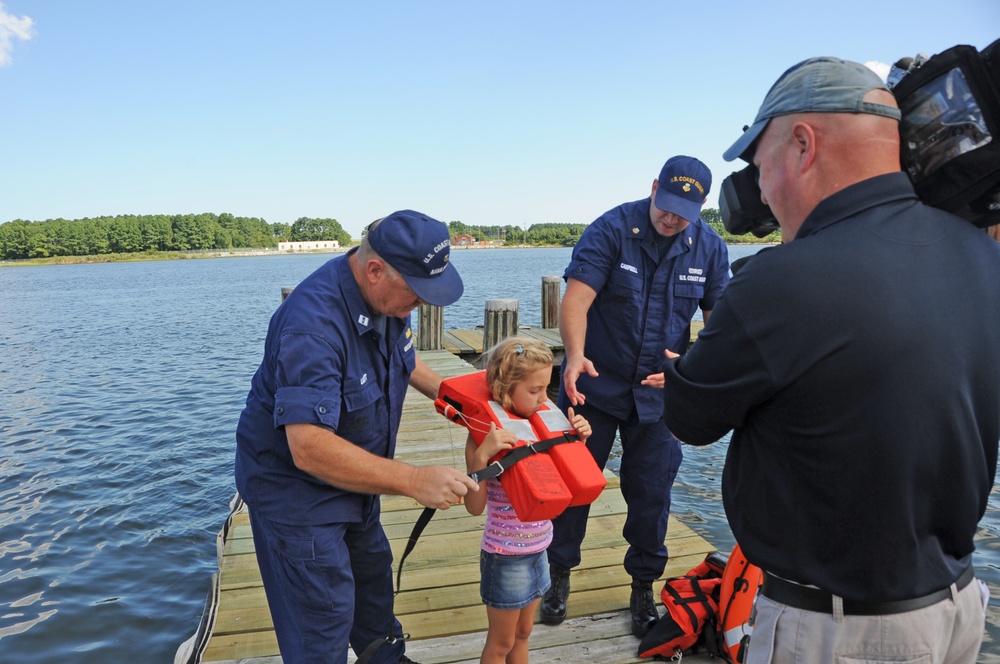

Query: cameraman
[{"left": 661, "top": 57, "right": 1000, "bottom": 663}]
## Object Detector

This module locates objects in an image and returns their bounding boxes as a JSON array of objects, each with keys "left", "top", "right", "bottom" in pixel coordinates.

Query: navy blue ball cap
[
  {"left": 366, "top": 209, "right": 464, "bottom": 307},
  {"left": 654, "top": 156, "right": 712, "bottom": 223}
]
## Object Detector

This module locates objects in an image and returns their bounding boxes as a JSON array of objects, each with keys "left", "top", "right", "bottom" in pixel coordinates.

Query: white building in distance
[{"left": 278, "top": 241, "right": 340, "bottom": 252}]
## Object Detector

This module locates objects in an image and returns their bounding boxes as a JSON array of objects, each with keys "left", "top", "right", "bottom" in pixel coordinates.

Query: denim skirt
[{"left": 480, "top": 549, "right": 552, "bottom": 610}]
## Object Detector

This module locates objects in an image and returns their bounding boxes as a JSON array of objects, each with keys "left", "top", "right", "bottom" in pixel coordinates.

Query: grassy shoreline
[
  {"left": 0, "top": 248, "right": 309, "bottom": 267},
  {"left": 1, "top": 240, "right": 776, "bottom": 268}
]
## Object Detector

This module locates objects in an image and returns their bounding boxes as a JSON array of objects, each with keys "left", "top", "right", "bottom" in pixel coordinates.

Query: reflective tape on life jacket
[
  {"left": 716, "top": 543, "right": 763, "bottom": 664},
  {"left": 435, "top": 370, "right": 607, "bottom": 523}
]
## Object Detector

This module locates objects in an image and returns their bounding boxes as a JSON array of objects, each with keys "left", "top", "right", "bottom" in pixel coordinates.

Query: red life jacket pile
[{"left": 638, "top": 544, "right": 763, "bottom": 662}]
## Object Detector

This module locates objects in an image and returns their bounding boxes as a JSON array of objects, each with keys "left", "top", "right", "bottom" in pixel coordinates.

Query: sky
[{"left": 1, "top": 2, "right": 997, "bottom": 239}]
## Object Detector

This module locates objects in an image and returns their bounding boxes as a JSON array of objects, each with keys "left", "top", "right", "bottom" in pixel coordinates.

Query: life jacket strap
[
  {"left": 470, "top": 431, "right": 580, "bottom": 483},
  {"left": 395, "top": 431, "right": 580, "bottom": 593}
]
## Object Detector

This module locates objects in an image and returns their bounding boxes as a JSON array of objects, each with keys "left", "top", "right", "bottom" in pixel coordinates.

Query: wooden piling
[
  {"left": 417, "top": 304, "right": 444, "bottom": 351},
  {"left": 541, "top": 275, "right": 561, "bottom": 329},
  {"left": 483, "top": 298, "right": 519, "bottom": 352},
  {"left": 281, "top": 286, "right": 294, "bottom": 301}
]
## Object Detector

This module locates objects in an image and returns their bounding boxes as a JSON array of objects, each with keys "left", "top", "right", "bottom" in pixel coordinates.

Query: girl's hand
[
  {"left": 475, "top": 423, "right": 517, "bottom": 467},
  {"left": 567, "top": 407, "right": 592, "bottom": 443}
]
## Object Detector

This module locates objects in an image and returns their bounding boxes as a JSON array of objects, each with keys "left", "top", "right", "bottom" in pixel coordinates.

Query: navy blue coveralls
[
  {"left": 548, "top": 198, "right": 730, "bottom": 580},
  {"left": 234, "top": 248, "right": 416, "bottom": 664}
]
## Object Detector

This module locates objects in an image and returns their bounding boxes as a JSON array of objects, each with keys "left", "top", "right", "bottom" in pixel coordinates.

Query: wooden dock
[
  {"left": 439, "top": 320, "right": 703, "bottom": 366},
  {"left": 179, "top": 346, "right": 720, "bottom": 664}
]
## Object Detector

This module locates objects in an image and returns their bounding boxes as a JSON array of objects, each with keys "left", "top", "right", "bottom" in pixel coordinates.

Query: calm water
[{"left": 1, "top": 246, "right": 998, "bottom": 662}]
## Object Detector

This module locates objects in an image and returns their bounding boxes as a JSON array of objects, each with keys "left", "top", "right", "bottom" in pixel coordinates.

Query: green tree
[
  {"left": 108, "top": 216, "right": 143, "bottom": 253},
  {"left": 290, "top": 217, "right": 351, "bottom": 245},
  {"left": 139, "top": 215, "right": 173, "bottom": 251},
  {"left": 270, "top": 222, "right": 292, "bottom": 243}
]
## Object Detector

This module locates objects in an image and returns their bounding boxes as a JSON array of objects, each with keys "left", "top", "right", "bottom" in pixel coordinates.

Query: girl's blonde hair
[{"left": 485, "top": 336, "right": 554, "bottom": 412}]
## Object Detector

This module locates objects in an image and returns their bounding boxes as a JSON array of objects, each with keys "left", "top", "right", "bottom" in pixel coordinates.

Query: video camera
[{"left": 719, "top": 38, "right": 1000, "bottom": 237}]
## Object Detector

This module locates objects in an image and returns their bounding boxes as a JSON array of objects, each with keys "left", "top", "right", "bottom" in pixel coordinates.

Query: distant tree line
[
  {"left": 448, "top": 209, "right": 779, "bottom": 246},
  {"left": 0, "top": 209, "right": 774, "bottom": 261},
  {"left": 0, "top": 214, "right": 353, "bottom": 260},
  {"left": 448, "top": 221, "right": 588, "bottom": 247}
]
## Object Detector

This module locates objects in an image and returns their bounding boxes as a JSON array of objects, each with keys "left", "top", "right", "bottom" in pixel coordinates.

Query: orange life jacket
[
  {"left": 715, "top": 543, "right": 763, "bottom": 663},
  {"left": 638, "top": 552, "right": 726, "bottom": 659},
  {"left": 435, "top": 370, "right": 606, "bottom": 522},
  {"left": 638, "top": 545, "right": 763, "bottom": 662}
]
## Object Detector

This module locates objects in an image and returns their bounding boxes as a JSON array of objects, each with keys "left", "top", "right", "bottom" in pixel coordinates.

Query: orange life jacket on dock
[
  {"left": 716, "top": 543, "right": 763, "bottom": 663},
  {"left": 435, "top": 371, "right": 607, "bottom": 522},
  {"left": 638, "top": 544, "right": 763, "bottom": 662}
]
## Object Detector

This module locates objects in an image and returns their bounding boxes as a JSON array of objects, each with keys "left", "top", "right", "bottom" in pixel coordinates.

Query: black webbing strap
[
  {"left": 356, "top": 632, "right": 408, "bottom": 664},
  {"left": 394, "top": 431, "right": 580, "bottom": 593},
  {"left": 469, "top": 431, "right": 579, "bottom": 483}
]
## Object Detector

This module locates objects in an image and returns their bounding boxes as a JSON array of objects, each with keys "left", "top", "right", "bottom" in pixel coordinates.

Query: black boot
[
  {"left": 629, "top": 577, "right": 659, "bottom": 638},
  {"left": 541, "top": 564, "right": 570, "bottom": 625}
]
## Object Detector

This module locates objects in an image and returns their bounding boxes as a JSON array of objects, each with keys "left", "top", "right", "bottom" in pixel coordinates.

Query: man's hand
[
  {"left": 643, "top": 349, "right": 680, "bottom": 389},
  {"left": 562, "top": 355, "right": 598, "bottom": 406},
  {"left": 409, "top": 465, "right": 479, "bottom": 510},
  {"left": 641, "top": 372, "right": 665, "bottom": 389}
]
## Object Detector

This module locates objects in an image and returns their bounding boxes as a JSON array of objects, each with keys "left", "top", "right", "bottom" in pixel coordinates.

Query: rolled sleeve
[
  {"left": 274, "top": 385, "right": 341, "bottom": 430},
  {"left": 564, "top": 217, "right": 620, "bottom": 293},
  {"left": 272, "top": 330, "right": 345, "bottom": 429}
]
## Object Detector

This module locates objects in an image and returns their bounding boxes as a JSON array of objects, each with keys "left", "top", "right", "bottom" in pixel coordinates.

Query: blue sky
[{"left": 1, "top": 1, "right": 997, "bottom": 239}]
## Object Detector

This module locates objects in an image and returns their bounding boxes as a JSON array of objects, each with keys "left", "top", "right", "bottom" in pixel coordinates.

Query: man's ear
[
  {"left": 364, "top": 257, "right": 387, "bottom": 284},
  {"left": 791, "top": 121, "right": 818, "bottom": 172}
]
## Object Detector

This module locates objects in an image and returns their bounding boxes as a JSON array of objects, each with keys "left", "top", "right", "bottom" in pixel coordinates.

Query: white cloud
[
  {"left": 0, "top": 2, "right": 35, "bottom": 67},
  {"left": 865, "top": 60, "right": 892, "bottom": 83}
]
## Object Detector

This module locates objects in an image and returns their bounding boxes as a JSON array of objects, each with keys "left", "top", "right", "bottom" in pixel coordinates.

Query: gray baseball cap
[{"left": 723, "top": 56, "right": 902, "bottom": 163}]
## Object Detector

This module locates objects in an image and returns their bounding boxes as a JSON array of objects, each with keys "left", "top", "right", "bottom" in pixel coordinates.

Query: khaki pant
[{"left": 747, "top": 578, "right": 987, "bottom": 664}]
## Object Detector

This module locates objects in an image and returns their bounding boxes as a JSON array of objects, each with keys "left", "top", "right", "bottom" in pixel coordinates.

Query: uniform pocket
[
  {"left": 673, "top": 282, "right": 705, "bottom": 300},
  {"left": 261, "top": 520, "right": 336, "bottom": 612},
  {"left": 337, "top": 375, "right": 385, "bottom": 443}
]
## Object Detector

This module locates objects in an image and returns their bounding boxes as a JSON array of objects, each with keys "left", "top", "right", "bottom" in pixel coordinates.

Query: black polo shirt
[{"left": 662, "top": 173, "right": 1000, "bottom": 602}]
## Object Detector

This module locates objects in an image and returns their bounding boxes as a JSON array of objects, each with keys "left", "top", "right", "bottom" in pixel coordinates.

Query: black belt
[{"left": 761, "top": 566, "right": 974, "bottom": 616}]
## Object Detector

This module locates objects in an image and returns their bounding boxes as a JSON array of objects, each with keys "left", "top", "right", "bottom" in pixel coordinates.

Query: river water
[{"left": 1, "top": 246, "right": 998, "bottom": 662}]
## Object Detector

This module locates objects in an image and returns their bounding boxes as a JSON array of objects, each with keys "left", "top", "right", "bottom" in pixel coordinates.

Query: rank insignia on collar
[
  {"left": 632, "top": 227, "right": 640, "bottom": 234},
  {"left": 358, "top": 314, "right": 369, "bottom": 326}
]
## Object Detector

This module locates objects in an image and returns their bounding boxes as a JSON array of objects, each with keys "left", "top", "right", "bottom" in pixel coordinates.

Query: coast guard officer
[
  {"left": 542, "top": 156, "right": 730, "bottom": 637},
  {"left": 234, "top": 210, "right": 477, "bottom": 664}
]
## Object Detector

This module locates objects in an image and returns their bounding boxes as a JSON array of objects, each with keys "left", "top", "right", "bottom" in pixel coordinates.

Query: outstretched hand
[
  {"left": 642, "top": 348, "right": 681, "bottom": 389},
  {"left": 562, "top": 355, "right": 598, "bottom": 406}
]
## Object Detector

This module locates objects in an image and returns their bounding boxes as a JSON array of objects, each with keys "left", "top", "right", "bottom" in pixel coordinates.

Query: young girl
[{"left": 464, "top": 336, "right": 592, "bottom": 664}]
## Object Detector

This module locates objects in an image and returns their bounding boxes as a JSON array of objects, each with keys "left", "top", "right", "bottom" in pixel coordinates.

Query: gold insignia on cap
[{"left": 683, "top": 183, "right": 692, "bottom": 193}]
